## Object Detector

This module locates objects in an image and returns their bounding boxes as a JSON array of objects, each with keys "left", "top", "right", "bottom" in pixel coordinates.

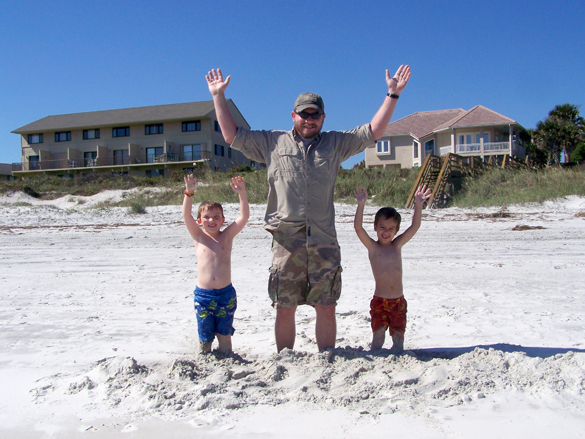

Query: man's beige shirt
[{"left": 231, "top": 124, "right": 374, "bottom": 244}]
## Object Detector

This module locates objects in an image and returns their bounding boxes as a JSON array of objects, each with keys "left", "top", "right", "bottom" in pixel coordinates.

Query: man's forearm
[
  {"left": 213, "top": 93, "right": 238, "bottom": 144},
  {"left": 370, "top": 95, "right": 399, "bottom": 141}
]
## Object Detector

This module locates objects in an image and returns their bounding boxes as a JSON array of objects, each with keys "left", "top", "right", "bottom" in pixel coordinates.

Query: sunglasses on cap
[{"left": 295, "top": 111, "right": 322, "bottom": 120}]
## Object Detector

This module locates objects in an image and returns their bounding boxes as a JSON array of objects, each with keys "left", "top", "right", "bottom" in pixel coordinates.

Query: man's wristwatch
[{"left": 387, "top": 93, "right": 400, "bottom": 99}]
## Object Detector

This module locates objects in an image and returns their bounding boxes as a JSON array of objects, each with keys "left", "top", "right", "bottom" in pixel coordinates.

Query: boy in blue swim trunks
[{"left": 182, "top": 174, "right": 249, "bottom": 353}]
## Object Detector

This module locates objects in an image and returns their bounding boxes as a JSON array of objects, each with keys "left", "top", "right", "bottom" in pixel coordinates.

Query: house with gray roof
[
  {"left": 366, "top": 105, "right": 526, "bottom": 169},
  {"left": 11, "top": 100, "right": 254, "bottom": 177}
]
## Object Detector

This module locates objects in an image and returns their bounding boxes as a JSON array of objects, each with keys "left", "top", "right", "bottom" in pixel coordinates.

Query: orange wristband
[{"left": 184, "top": 189, "right": 194, "bottom": 197}]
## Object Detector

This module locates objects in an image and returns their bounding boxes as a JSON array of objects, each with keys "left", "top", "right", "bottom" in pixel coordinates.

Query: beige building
[
  {"left": 12, "top": 100, "right": 254, "bottom": 178},
  {"left": 366, "top": 105, "right": 526, "bottom": 169}
]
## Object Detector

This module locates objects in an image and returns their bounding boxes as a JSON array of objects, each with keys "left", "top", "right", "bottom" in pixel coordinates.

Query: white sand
[{"left": 1, "top": 190, "right": 584, "bottom": 438}]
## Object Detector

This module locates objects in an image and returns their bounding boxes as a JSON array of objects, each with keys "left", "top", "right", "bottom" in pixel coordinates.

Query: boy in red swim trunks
[{"left": 354, "top": 184, "right": 431, "bottom": 353}]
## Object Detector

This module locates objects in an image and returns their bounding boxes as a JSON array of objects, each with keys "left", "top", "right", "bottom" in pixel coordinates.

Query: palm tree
[{"left": 533, "top": 104, "right": 584, "bottom": 165}]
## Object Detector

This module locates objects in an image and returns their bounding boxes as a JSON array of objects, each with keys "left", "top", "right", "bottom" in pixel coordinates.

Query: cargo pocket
[
  {"left": 330, "top": 265, "right": 343, "bottom": 302},
  {"left": 268, "top": 266, "right": 279, "bottom": 305}
]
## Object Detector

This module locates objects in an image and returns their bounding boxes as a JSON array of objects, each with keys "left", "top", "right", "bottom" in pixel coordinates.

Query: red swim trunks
[{"left": 370, "top": 296, "right": 407, "bottom": 335}]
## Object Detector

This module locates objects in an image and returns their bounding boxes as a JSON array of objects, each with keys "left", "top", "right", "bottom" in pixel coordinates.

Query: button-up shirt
[{"left": 231, "top": 124, "right": 374, "bottom": 244}]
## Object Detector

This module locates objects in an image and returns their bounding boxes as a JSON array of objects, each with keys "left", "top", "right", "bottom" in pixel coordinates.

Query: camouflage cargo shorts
[{"left": 268, "top": 230, "right": 342, "bottom": 309}]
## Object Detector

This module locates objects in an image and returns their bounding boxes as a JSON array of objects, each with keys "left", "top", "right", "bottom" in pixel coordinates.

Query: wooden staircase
[{"left": 406, "top": 153, "right": 525, "bottom": 209}]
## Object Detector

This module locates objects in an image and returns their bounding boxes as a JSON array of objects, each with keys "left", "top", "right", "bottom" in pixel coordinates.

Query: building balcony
[
  {"left": 12, "top": 151, "right": 212, "bottom": 173},
  {"left": 440, "top": 141, "right": 517, "bottom": 156}
]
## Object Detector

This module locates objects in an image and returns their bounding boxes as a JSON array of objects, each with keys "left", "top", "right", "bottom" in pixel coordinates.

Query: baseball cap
[{"left": 294, "top": 92, "right": 324, "bottom": 114}]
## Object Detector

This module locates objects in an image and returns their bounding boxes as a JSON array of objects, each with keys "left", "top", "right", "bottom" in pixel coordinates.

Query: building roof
[
  {"left": 434, "top": 105, "right": 517, "bottom": 131},
  {"left": 384, "top": 109, "right": 466, "bottom": 139},
  {"left": 383, "top": 105, "right": 520, "bottom": 140},
  {"left": 12, "top": 100, "right": 244, "bottom": 133}
]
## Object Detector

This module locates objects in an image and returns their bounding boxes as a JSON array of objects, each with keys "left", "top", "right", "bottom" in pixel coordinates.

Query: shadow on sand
[
  {"left": 411, "top": 343, "right": 585, "bottom": 359},
  {"left": 328, "top": 343, "right": 585, "bottom": 362}
]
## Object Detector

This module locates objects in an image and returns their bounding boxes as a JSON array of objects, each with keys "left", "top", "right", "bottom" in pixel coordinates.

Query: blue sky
[{"left": 1, "top": 0, "right": 584, "bottom": 169}]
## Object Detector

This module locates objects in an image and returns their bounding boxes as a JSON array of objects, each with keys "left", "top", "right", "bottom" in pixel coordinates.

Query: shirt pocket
[{"left": 275, "top": 145, "right": 303, "bottom": 177}]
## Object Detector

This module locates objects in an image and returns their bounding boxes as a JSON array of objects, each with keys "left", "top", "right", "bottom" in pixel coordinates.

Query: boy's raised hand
[
  {"left": 230, "top": 175, "right": 246, "bottom": 193},
  {"left": 414, "top": 184, "right": 432, "bottom": 204},
  {"left": 184, "top": 174, "right": 198, "bottom": 193},
  {"left": 354, "top": 185, "right": 368, "bottom": 205}
]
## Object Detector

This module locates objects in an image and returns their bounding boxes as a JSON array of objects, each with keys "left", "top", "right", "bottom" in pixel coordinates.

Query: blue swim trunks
[{"left": 194, "top": 284, "right": 237, "bottom": 343}]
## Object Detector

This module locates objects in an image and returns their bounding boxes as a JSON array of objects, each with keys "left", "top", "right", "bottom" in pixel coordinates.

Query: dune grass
[{"left": 2, "top": 165, "right": 584, "bottom": 209}]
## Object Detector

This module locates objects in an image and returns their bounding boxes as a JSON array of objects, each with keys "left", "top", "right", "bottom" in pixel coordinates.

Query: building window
[
  {"left": 146, "top": 147, "right": 164, "bottom": 163},
  {"left": 413, "top": 141, "right": 419, "bottom": 159},
  {"left": 112, "top": 127, "right": 130, "bottom": 137},
  {"left": 145, "top": 124, "right": 163, "bottom": 135},
  {"left": 28, "top": 155, "right": 40, "bottom": 170},
  {"left": 424, "top": 139, "right": 435, "bottom": 156},
  {"left": 214, "top": 121, "right": 221, "bottom": 132},
  {"left": 215, "top": 144, "right": 224, "bottom": 156},
  {"left": 55, "top": 131, "right": 71, "bottom": 142},
  {"left": 182, "top": 121, "right": 201, "bottom": 132},
  {"left": 182, "top": 144, "right": 202, "bottom": 161},
  {"left": 83, "top": 129, "right": 100, "bottom": 140},
  {"left": 376, "top": 140, "right": 390, "bottom": 154},
  {"left": 84, "top": 151, "right": 97, "bottom": 167},
  {"left": 228, "top": 147, "right": 232, "bottom": 158},
  {"left": 113, "top": 149, "right": 128, "bottom": 165},
  {"left": 27, "top": 134, "right": 43, "bottom": 144}
]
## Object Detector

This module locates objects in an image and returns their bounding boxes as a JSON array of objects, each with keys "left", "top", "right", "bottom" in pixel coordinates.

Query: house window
[
  {"left": 182, "top": 121, "right": 201, "bottom": 132},
  {"left": 83, "top": 129, "right": 100, "bottom": 140},
  {"left": 28, "top": 155, "right": 40, "bottom": 170},
  {"left": 376, "top": 140, "right": 390, "bottom": 154},
  {"left": 182, "top": 144, "right": 202, "bottom": 161},
  {"left": 215, "top": 144, "right": 224, "bottom": 156},
  {"left": 459, "top": 135, "right": 465, "bottom": 144},
  {"left": 113, "top": 149, "right": 128, "bottom": 165},
  {"left": 214, "top": 121, "right": 221, "bottom": 132},
  {"left": 228, "top": 146, "right": 232, "bottom": 159},
  {"left": 27, "top": 134, "right": 43, "bottom": 144},
  {"left": 113, "top": 127, "right": 130, "bottom": 137},
  {"left": 146, "top": 147, "right": 164, "bottom": 163},
  {"left": 145, "top": 124, "right": 163, "bottom": 135},
  {"left": 55, "top": 131, "right": 71, "bottom": 142},
  {"left": 413, "top": 141, "right": 419, "bottom": 159},
  {"left": 84, "top": 151, "right": 97, "bottom": 167},
  {"left": 424, "top": 139, "right": 435, "bottom": 156}
]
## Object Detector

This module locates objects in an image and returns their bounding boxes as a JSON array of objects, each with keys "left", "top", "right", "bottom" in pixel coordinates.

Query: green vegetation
[
  {"left": 451, "top": 165, "right": 585, "bottom": 207},
  {"left": 1, "top": 165, "right": 584, "bottom": 210}
]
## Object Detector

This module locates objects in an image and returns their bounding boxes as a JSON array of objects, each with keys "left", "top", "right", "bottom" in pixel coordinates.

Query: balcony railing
[
  {"left": 484, "top": 141, "right": 511, "bottom": 152},
  {"left": 456, "top": 143, "right": 481, "bottom": 153},
  {"left": 13, "top": 151, "right": 211, "bottom": 172}
]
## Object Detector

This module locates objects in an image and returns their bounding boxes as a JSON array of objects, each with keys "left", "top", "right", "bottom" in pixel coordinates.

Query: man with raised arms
[{"left": 206, "top": 65, "right": 411, "bottom": 352}]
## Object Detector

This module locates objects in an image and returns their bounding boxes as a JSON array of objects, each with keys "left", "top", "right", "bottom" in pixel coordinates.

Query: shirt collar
[{"left": 292, "top": 128, "right": 322, "bottom": 145}]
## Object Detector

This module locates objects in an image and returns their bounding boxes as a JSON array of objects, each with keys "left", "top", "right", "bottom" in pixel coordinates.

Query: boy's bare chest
[
  {"left": 195, "top": 235, "right": 231, "bottom": 259},
  {"left": 368, "top": 245, "right": 402, "bottom": 268}
]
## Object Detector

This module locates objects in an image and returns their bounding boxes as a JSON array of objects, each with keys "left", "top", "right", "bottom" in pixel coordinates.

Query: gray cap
[{"left": 294, "top": 92, "right": 324, "bottom": 114}]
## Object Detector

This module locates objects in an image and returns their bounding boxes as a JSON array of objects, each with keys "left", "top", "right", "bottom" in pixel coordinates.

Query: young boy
[
  {"left": 182, "top": 174, "right": 249, "bottom": 353},
  {"left": 353, "top": 184, "right": 431, "bottom": 353}
]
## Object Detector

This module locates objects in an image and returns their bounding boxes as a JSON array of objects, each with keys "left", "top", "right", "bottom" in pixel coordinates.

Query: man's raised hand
[
  {"left": 206, "top": 68, "right": 231, "bottom": 96},
  {"left": 386, "top": 65, "right": 411, "bottom": 96}
]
